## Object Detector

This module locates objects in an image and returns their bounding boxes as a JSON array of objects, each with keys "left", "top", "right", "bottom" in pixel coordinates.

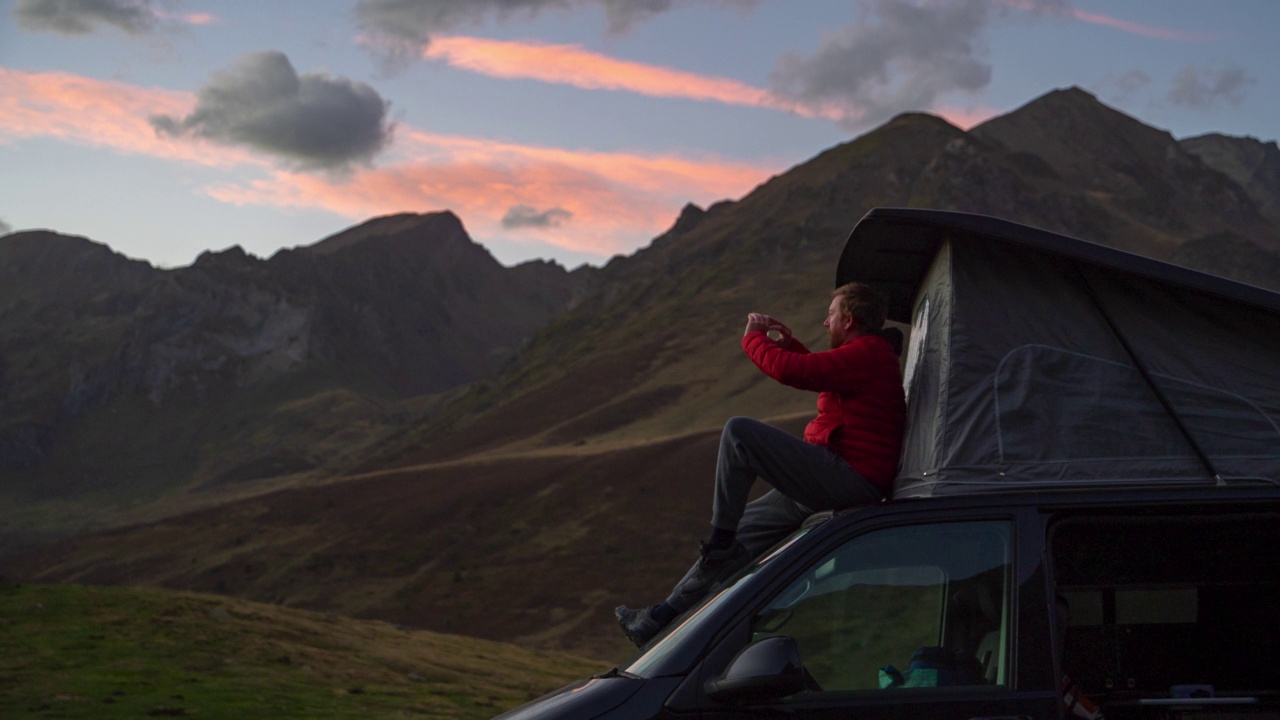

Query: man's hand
[{"left": 745, "top": 313, "right": 792, "bottom": 346}]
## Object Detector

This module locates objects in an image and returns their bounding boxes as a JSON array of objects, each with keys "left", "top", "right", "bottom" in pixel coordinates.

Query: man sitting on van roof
[{"left": 616, "top": 282, "right": 907, "bottom": 646}]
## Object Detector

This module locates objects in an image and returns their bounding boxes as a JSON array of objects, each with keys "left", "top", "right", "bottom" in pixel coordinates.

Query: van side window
[
  {"left": 750, "top": 521, "right": 1012, "bottom": 692},
  {"left": 1051, "top": 513, "right": 1280, "bottom": 709}
]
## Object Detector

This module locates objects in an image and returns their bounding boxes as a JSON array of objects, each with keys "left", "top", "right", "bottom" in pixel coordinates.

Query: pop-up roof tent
[{"left": 838, "top": 208, "right": 1280, "bottom": 498}]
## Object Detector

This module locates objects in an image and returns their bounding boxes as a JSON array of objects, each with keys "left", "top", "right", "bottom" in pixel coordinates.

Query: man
[{"left": 616, "top": 282, "right": 906, "bottom": 646}]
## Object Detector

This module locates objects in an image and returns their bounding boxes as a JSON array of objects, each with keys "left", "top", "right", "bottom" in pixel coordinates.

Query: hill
[
  {"left": 0, "top": 583, "right": 605, "bottom": 719},
  {"left": 4, "top": 86, "right": 1280, "bottom": 659},
  {"left": 2, "top": 418, "right": 813, "bottom": 659}
]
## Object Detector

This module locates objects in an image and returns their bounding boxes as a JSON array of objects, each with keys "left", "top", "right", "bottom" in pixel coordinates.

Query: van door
[{"left": 699, "top": 518, "right": 1059, "bottom": 720}]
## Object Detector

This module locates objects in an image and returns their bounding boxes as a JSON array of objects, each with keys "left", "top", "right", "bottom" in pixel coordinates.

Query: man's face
[{"left": 824, "top": 295, "right": 853, "bottom": 348}]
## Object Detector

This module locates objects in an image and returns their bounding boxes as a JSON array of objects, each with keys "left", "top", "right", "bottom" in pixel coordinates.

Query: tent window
[{"left": 903, "top": 296, "right": 930, "bottom": 403}]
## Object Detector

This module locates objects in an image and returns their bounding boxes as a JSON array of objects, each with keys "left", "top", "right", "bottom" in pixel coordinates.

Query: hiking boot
[
  {"left": 615, "top": 605, "right": 664, "bottom": 647},
  {"left": 672, "top": 541, "right": 751, "bottom": 606}
]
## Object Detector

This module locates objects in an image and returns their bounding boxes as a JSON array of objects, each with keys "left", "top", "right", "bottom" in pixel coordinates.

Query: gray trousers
[{"left": 664, "top": 416, "right": 884, "bottom": 612}]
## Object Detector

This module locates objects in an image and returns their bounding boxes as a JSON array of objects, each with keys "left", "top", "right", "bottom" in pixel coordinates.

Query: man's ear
[{"left": 843, "top": 313, "right": 858, "bottom": 333}]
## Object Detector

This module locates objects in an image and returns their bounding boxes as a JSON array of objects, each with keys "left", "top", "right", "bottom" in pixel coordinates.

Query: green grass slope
[{"left": 0, "top": 583, "right": 605, "bottom": 719}]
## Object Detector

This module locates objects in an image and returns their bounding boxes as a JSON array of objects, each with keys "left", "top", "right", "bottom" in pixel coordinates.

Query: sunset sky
[{"left": 2, "top": 0, "right": 1276, "bottom": 270}]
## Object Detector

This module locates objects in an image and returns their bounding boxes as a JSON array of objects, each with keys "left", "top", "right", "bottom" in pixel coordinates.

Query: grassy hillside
[
  {"left": 0, "top": 583, "right": 606, "bottom": 719},
  {"left": 0, "top": 177, "right": 846, "bottom": 653},
  {"left": 1, "top": 418, "right": 808, "bottom": 660}
]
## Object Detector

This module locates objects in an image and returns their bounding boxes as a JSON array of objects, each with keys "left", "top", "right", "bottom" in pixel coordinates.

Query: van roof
[{"left": 837, "top": 208, "right": 1280, "bottom": 324}]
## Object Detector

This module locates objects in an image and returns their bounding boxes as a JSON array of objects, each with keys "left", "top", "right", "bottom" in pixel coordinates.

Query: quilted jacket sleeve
[{"left": 741, "top": 330, "right": 881, "bottom": 393}]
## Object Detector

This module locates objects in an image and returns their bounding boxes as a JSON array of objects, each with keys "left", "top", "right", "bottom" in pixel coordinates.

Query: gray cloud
[
  {"left": 502, "top": 205, "right": 573, "bottom": 229},
  {"left": 995, "top": 0, "right": 1073, "bottom": 21},
  {"left": 1168, "top": 63, "right": 1255, "bottom": 110},
  {"left": 357, "top": 0, "right": 757, "bottom": 67},
  {"left": 150, "top": 51, "right": 394, "bottom": 170},
  {"left": 768, "top": 0, "right": 992, "bottom": 130},
  {"left": 1097, "top": 68, "right": 1152, "bottom": 103},
  {"left": 0, "top": 218, "right": 12, "bottom": 235},
  {"left": 13, "top": 0, "right": 160, "bottom": 35}
]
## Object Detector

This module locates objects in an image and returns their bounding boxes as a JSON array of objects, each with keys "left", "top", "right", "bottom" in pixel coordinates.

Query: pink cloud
[
  {"left": 151, "top": 8, "right": 221, "bottom": 26},
  {"left": 929, "top": 103, "right": 1004, "bottom": 131},
  {"left": 175, "top": 12, "right": 220, "bottom": 26},
  {"left": 423, "top": 35, "right": 845, "bottom": 121},
  {"left": 1067, "top": 8, "right": 1219, "bottom": 41},
  {"left": 0, "top": 68, "right": 256, "bottom": 166},
  {"left": 209, "top": 130, "right": 778, "bottom": 257},
  {"left": 1000, "top": 0, "right": 1219, "bottom": 41}
]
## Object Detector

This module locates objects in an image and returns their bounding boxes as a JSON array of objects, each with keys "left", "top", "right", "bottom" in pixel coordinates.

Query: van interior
[
  {"left": 750, "top": 520, "right": 1013, "bottom": 692},
  {"left": 1051, "top": 511, "right": 1279, "bottom": 719}
]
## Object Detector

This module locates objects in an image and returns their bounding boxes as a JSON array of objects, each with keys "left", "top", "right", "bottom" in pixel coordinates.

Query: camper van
[{"left": 495, "top": 209, "right": 1280, "bottom": 720}]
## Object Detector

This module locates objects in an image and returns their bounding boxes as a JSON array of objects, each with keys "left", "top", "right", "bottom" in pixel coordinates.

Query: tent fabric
[{"left": 838, "top": 209, "right": 1280, "bottom": 497}]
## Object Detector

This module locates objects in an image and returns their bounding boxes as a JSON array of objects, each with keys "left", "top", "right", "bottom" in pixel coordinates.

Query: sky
[{"left": 1, "top": 1, "right": 1276, "bottom": 271}]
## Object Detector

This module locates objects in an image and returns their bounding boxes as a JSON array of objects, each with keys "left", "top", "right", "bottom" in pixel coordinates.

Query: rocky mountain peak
[
  {"left": 970, "top": 87, "right": 1179, "bottom": 191},
  {"left": 0, "top": 230, "right": 145, "bottom": 274},
  {"left": 0, "top": 230, "right": 156, "bottom": 303},
  {"left": 965, "top": 86, "right": 1273, "bottom": 253},
  {"left": 669, "top": 203, "right": 708, "bottom": 236},
  {"left": 303, "top": 211, "right": 469, "bottom": 257},
  {"left": 192, "top": 244, "right": 256, "bottom": 269},
  {"left": 1181, "top": 133, "right": 1280, "bottom": 223}
]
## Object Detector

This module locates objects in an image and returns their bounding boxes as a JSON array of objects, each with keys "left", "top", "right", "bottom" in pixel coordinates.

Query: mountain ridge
[
  {"left": 1180, "top": 132, "right": 1280, "bottom": 225},
  {"left": 0, "top": 212, "right": 591, "bottom": 510}
]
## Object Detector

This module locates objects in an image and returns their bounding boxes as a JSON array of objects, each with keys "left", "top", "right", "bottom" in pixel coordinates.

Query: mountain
[
  {"left": 965, "top": 87, "right": 1275, "bottom": 256},
  {"left": 4, "top": 87, "right": 1280, "bottom": 658},
  {"left": 0, "top": 212, "right": 592, "bottom": 541},
  {"left": 1180, "top": 132, "right": 1280, "bottom": 225},
  {"left": 0, "top": 231, "right": 159, "bottom": 472}
]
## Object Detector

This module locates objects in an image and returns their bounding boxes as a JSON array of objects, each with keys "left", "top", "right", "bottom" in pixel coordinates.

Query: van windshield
[{"left": 621, "top": 524, "right": 818, "bottom": 678}]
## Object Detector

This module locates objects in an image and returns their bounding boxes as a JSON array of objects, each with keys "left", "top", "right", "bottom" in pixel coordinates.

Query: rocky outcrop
[
  {"left": 1181, "top": 133, "right": 1280, "bottom": 225},
  {"left": 968, "top": 87, "right": 1274, "bottom": 255}
]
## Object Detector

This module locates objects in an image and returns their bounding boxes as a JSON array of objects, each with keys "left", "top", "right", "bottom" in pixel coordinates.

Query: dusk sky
[{"left": 2, "top": 0, "right": 1276, "bottom": 270}]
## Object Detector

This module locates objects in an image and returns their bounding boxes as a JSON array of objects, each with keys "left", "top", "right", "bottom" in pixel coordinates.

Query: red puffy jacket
[{"left": 741, "top": 331, "right": 905, "bottom": 491}]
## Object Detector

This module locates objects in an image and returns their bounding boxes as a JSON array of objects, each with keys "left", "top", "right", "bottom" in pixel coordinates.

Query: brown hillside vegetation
[{"left": 3, "top": 415, "right": 809, "bottom": 659}]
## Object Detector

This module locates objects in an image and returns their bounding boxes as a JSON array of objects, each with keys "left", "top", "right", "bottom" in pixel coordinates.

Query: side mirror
[{"left": 704, "top": 636, "right": 806, "bottom": 704}]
